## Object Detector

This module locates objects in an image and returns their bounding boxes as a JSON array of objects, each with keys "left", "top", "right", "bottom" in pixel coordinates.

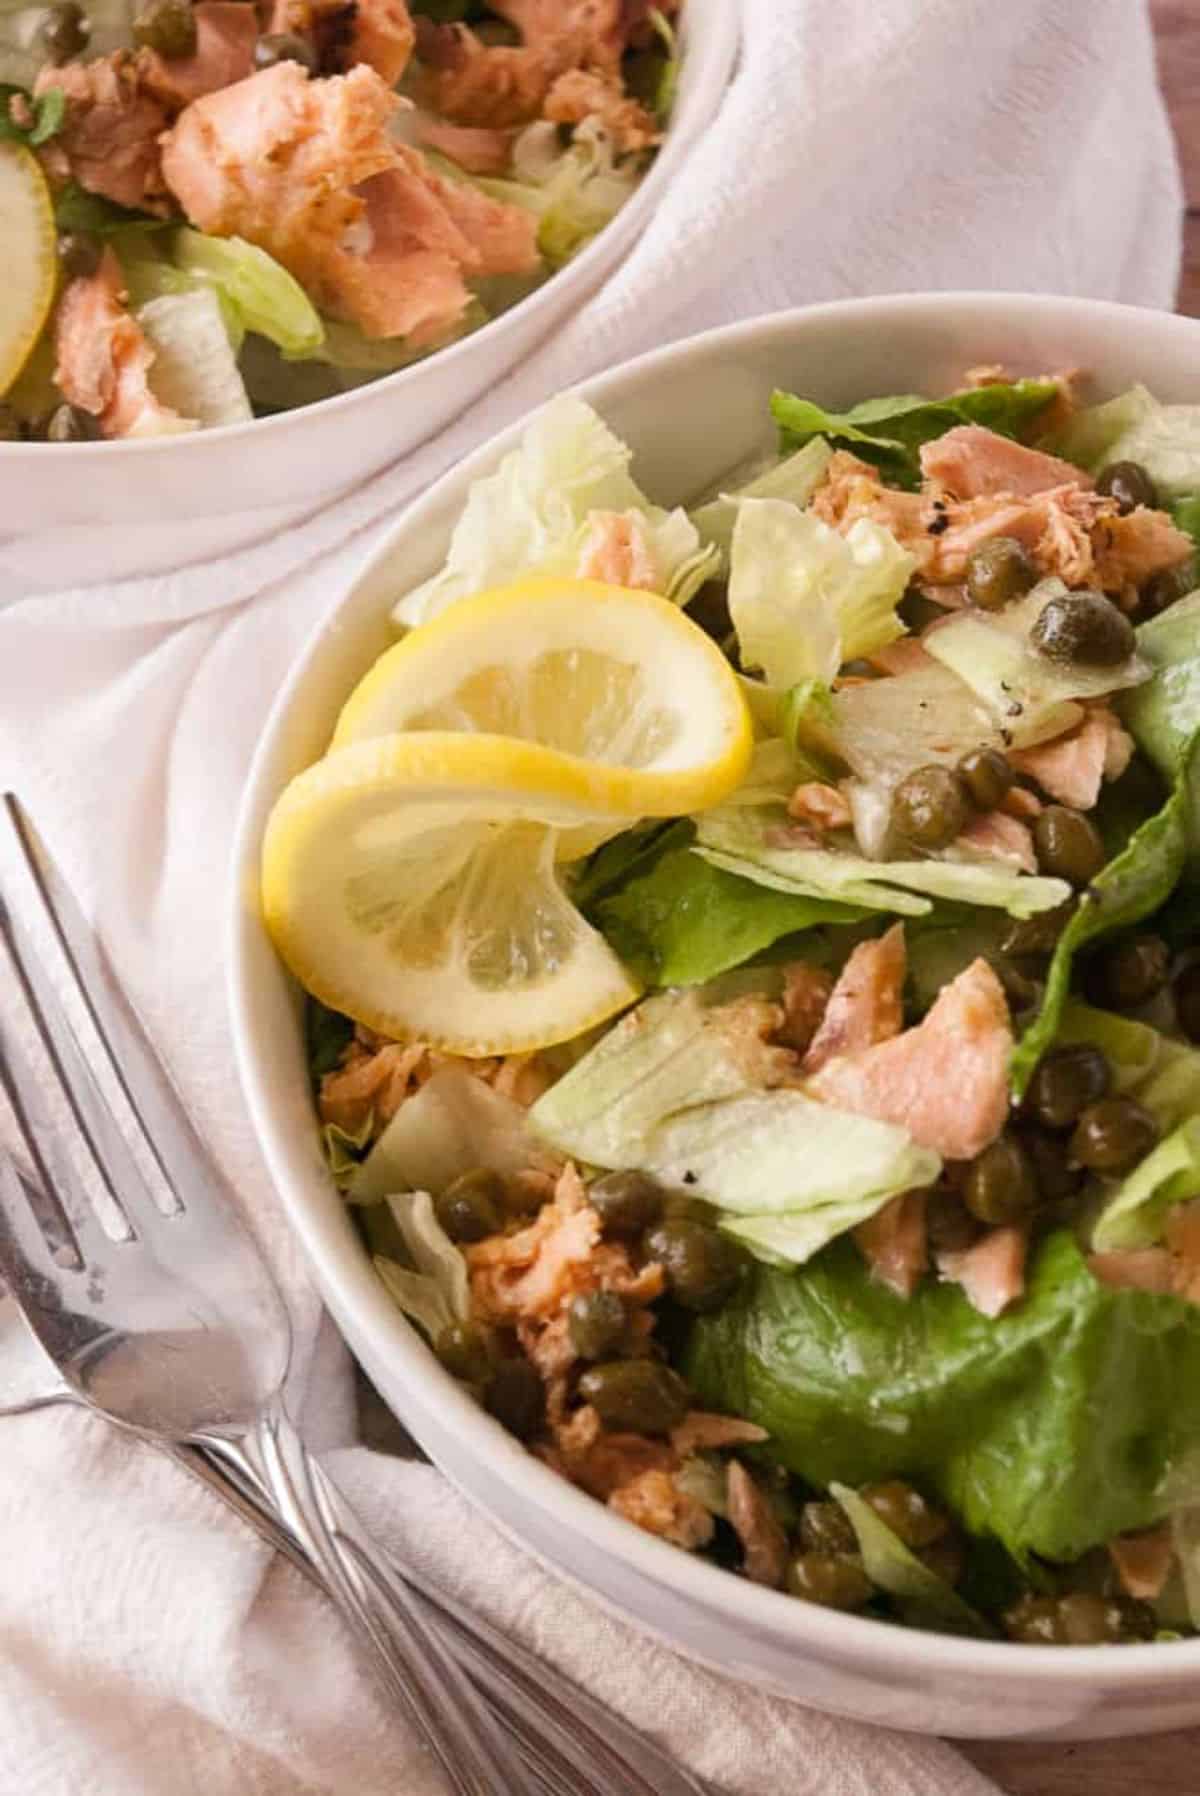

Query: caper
[
  {"left": 643, "top": 1217, "right": 744, "bottom": 1312},
  {"left": 1033, "top": 805, "right": 1106, "bottom": 886},
  {"left": 0, "top": 404, "right": 22, "bottom": 442},
  {"left": 798, "top": 1499, "right": 857, "bottom": 1557},
  {"left": 963, "top": 1134, "right": 1039, "bottom": 1224},
  {"left": 964, "top": 536, "right": 1037, "bottom": 610},
  {"left": 484, "top": 1357, "right": 545, "bottom": 1440},
  {"left": 1025, "top": 1043, "right": 1112, "bottom": 1131},
  {"left": 890, "top": 764, "right": 972, "bottom": 850},
  {"left": 1096, "top": 459, "right": 1158, "bottom": 514},
  {"left": 434, "top": 1167, "right": 504, "bottom": 1243},
  {"left": 1029, "top": 589, "right": 1136, "bottom": 668},
  {"left": 57, "top": 231, "right": 102, "bottom": 281},
  {"left": 1017, "top": 1127, "right": 1084, "bottom": 1202},
  {"left": 1085, "top": 933, "right": 1170, "bottom": 1011},
  {"left": 435, "top": 1322, "right": 492, "bottom": 1385},
  {"left": 924, "top": 1183, "right": 981, "bottom": 1253},
  {"left": 45, "top": 403, "right": 102, "bottom": 443},
  {"left": 133, "top": 0, "right": 197, "bottom": 57},
  {"left": 786, "top": 1552, "right": 873, "bottom": 1610},
  {"left": 566, "top": 1289, "right": 627, "bottom": 1361},
  {"left": 1141, "top": 558, "right": 1196, "bottom": 617},
  {"left": 587, "top": 1169, "right": 664, "bottom": 1237},
  {"left": 859, "top": 1480, "right": 949, "bottom": 1549},
  {"left": 1003, "top": 1591, "right": 1138, "bottom": 1645},
  {"left": 1174, "top": 964, "right": 1200, "bottom": 1044},
  {"left": 1070, "top": 1097, "right": 1159, "bottom": 1174},
  {"left": 919, "top": 1533, "right": 966, "bottom": 1586},
  {"left": 254, "top": 29, "right": 318, "bottom": 70},
  {"left": 956, "top": 745, "right": 1014, "bottom": 811},
  {"left": 40, "top": 0, "right": 89, "bottom": 61},
  {"left": 577, "top": 1358, "right": 691, "bottom": 1435}
]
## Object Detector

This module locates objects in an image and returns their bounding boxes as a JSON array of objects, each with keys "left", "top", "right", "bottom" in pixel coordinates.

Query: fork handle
[{"left": 199, "top": 1401, "right": 545, "bottom": 1796}]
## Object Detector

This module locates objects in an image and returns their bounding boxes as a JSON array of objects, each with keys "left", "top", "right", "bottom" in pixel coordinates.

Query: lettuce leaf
[
  {"left": 137, "top": 291, "right": 245, "bottom": 428},
  {"left": 1010, "top": 733, "right": 1198, "bottom": 1096},
  {"left": 1120, "top": 590, "right": 1200, "bottom": 792},
  {"left": 372, "top": 1188, "right": 470, "bottom": 1343},
  {"left": 466, "top": 118, "right": 640, "bottom": 268},
  {"left": 392, "top": 396, "right": 717, "bottom": 626},
  {"left": 1172, "top": 496, "right": 1200, "bottom": 557},
  {"left": 592, "top": 842, "right": 865, "bottom": 986},
  {"left": 690, "top": 437, "right": 834, "bottom": 562},
  {"left": 829, "top": 1483, "right": 995, "bottom": 1636},
  {"left": 728, "top": 499, "right": 914, "bottom": 687},
  {"left": 771, "top": 379, "right": 1060, "bottom": 487},
  {"left": 173, "top": 229, "right": 324, "bottom": 356},
  {"left": 1064, "top": 395, "right": 1200, "bottom": 502},
  {"left": 1048, "top": 385, "right": 1160, "bottom": 472},
  {"left": 1048, "top": 1000, "right": 1200, "bottom": 1132},
  {"left": 684, "top": 1230, "right": 1200, "bottom": 1562},
  {"left": 1092, "top": 1119, "right": 1200, "bottom": 1253},
  {"left": 351, "top": 1068, "right": 557, "bottom": 1204}
]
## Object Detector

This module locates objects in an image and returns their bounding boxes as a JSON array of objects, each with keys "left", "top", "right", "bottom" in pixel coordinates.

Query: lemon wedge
[
  {"left": 0, "top": 144, "right": 55, "bottom": 398},
  {"left": 262, "top": 733, "right": 644, "bottom": 1055},
  {"left": 330, "top": 576, "right": 753, "bottom": 820}
]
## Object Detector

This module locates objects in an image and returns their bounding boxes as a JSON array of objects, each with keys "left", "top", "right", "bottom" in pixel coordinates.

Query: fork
[{"left": 0, "top": 795, "right": 710, "bottom": 1796}]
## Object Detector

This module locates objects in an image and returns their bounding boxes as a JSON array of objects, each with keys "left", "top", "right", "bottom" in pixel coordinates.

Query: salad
[
  {"left": 0, "top": 0, "right": 679, "bottom": 439},
  {"left": 262, "top": 366, "right": 1200, "bottom": 1646}
]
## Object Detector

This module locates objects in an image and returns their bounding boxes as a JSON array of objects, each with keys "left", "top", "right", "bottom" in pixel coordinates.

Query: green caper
[
  {"left": 566, "top": 1289, "right": 627, "bottom": 1361},
  {"left": 1029, "top": 589, "right": 1136, "bottom": 668},
  {"left": 1033, "top": 805, "right": 1106, "bottom": 886},
  {"left": 577, "top": 1358, "right": 691, "bottom": 1435},
  {"left": 484, "top": 1357, "right": 545, "bottom": 1440},
  {"left": 587, "top": 1169, "right": 664, "bottom": 1237},
  {"left": 254, "top": 29, "right": 318, "bottom": 70},
  {"left": 57, "top": 231, "right": 102, "bottom": 281},
  {"left": 1141, "top": 558, "right": 1196, "bottom": 617},
  {"left": 643, "top": 1217, "right": 745, "bottom": 1312},
  {"left": 924, "top": 1183, "right": 982, "bottom": 1253},
  {"left": 798, "top": 1499, "right": 857, "bottom": 1557},
  {"left": 919, "top": 1533, "right": 966, "bottom": 1586},
  {"left": 859, "top": 1480, "right": 949, "bottom": 1549},
  {"left": 964, "top": 536, "right": 1037, "bottom": 610},
  {"left": 1096, "top": 459, "right": 1158, "bottom": 514},
  {"left": 434, "top": 1167, "right": 504, "bottom": 1243},
  {"left": 45, "top": 403, "right": 102, "bottom": 443},
  {"left": 1017, "top": 1127, "right": 1084, "bottom": 1202},
  {"left": 0, "top": 403, "right": 22, "bottom": 442},
  {"left": 1007, "top": 1591, "right": 1156, "bottom": 1646},
  {"left": 40, "top": 0, "right": 89, "bottom": 61},
  {"left": 1025, "top": 1043, "right": 1112, "bottom": 1130},
  {"left": 890, "top": 764, "right": 972, "bottom": 849},
  {"left": 1070, "top": 1097, "right": 1159, "bottom": 1174},
  {"left": 963, "top": 1134, "right": 1039, "bottom": 1224},
  {"left": 1176, "top": 964, "right": 1200, "bottom": 1044},
  {"left": 1084, "top": 933, "right": 1170, "bottom": 1011},
  {"left": 786, "top": 1552, "right": 873, "bottom": 1610},
  {"left": 435, "top": 1321, "right": 492, "bottom": 1385},
  {"left": 956, "top": 745, "right": 1014, "bottom": 811},
  {"left": 133, "top": 0, "right": 197, "bottom": 57}
]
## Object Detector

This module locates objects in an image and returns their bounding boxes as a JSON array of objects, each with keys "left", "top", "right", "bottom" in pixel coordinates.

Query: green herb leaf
[
  {"left": 0, "top": 83, "right": 65, "bottom": 147},
  {"left": 1173, "top": 495, "right": 1200, "bottom": 556},
  {"left": 684, "top": 1230, "right": 1200, "bottom": 1563},
  {"left": 55, "top": 182, "right": 166, "bottom": 238}
]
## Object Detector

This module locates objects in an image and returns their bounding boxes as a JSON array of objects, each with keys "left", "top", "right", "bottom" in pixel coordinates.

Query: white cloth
[{"left": 0, "top": 2, "right": 1181, "bottom": 1791}]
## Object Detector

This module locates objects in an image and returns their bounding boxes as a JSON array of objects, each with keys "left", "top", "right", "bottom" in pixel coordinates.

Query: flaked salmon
[
  {"left": 956, "top": 810, "right": 1037, "bottom": 873},
  {"left": 726, "top": 1460, "right": 789, "bottom": 1587},
  {"left": 919, "top": 425, "right": 1092, "bottom": 500},
  {"left": 36, "top": 53, "right": 171, "bottom": 212},
  {"left": 412, "top": 114, "right": 516, "bottom": 174},
  {"left": 267, "top": 0, "right": 415, "bottom": 83},
  {"left": 787, "top": 781, "right": 853, "bottom": 833},
  {"left": 1011, "top": 707, "right": 1133, "bottom": 811},
  {"left": 806, "top": 958, "right": 1012, "bottom": 1160},
  {"left": 801, "top": 924, "right": 906, "bottom": 1075},
  {"left": 544, "top": 68, "right": 659, "bottom": 153},
  {"left": 1108, "top": 1525, "right": 1174, "bottom": 1601},
  {"left": 576, "top": 510, "right": 661, "bottom": 588},
  {"left": 854, "top": 1188, "right": 928, "bottom": 1298},
  {"left": 777, "top": 962, "right": 836, "bottom": 1057},
  {"left": 938, "top": 1224, "right": 1027, "bottom": 1318},
  {"left": 54, "top": 249, "right": 192, "bottom": 438}
]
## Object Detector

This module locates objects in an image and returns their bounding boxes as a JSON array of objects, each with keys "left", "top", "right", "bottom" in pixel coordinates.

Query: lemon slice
[
  {"left": 262, "top": 732, "right": 644, "bottom": 1055},
  {"left": 0, "top": 144, "right": 55, "bottom": 398},
  {"left": 330, "top": 576, "right": 753, "bottom": 820}
]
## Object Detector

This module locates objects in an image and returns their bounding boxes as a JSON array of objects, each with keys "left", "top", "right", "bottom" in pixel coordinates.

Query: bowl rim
[
  {"left": 1, "top": 0, "right": 738, "bottom": 460},
  {"left": 229, "top": 289, "right": 1200, "bottom": 1688}
]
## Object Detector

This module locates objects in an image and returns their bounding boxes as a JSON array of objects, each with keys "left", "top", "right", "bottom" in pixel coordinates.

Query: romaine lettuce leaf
[
  {"left": 137, "top": 291, "right": 243, "bottom": 429},
  {"left": 829, "top": 1483, "right": 995, "bottom": 1636},
  {"left": 351, "top": 1068, "right": 557, "bottom": 1204},
  {"left": 591, "top": 842, "right": 865, "bottom": 987},
  {"left": 1046, "top": 1000, "right": 1200, "bottom": 1132},
  {"left": 392, "top": 396, "right": 717, "bottom": 626},
  {"left": 570, "top": 818, "right": 689, "bottom": 910},
  {"left": 1092, "top": 1119, "right": 1200, "bottom": 1253},
  {"left": 728, "top": 499, "right": 914, "bottom": 687},
  {"left": 690, "top": 437, "right": 834, "bottom": 561},
  {"left": 173, "top": 229, "right": 324, "bottom": 355},
  {"left": 771, "top": 379, "right": 1060, "bottom": 487},
  {"left": 684, "top": 1230, "right": 1200, "bottom": 1562},
  {"left": 1010, "top": 732, "right": 1198, "bottom": 1096}
]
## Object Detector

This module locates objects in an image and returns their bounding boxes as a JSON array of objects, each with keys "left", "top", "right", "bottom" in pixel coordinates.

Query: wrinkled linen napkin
[{"left": 0, "top": 1, "right": 1182, "bottom": 1790}]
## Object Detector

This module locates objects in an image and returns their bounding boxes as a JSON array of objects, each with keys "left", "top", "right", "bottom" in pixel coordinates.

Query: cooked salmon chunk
[
  {"left": 161, "top": 64, "right": 538, "bottom": 343},
  {"left": 36, "top": 54, "right": 172, "bottom": 212},
  {"left": 54, "top": 249, "right": 193, "bottom": 438},
  {"left": 806, "top": 958, "right": 1012, "bottom": 1160},
  {"left": 801, "top": 924, "right": 906, "bottom": 1075},
  {"left": 854, "top": 1188, "right": 928, "bottom": 1298},
  {"left": 1011, "top": 707, "right": 1133, "bottom": 810},
  {"left": 919, "top": 425, "right": 1092, "bottom": 500},
  {"left": 938, "top": 1223, "right": 1027, "bottom": 1317},
  {"left": 139, "top": 2, "right": 258, "bottom": 109}
]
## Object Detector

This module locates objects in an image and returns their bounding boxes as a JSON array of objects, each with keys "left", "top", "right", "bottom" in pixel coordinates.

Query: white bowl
[
  {"left": 231, "top": 293, "right": 1200, "bottom": 1742},
  {"left": 0, "top": 0, "right": 736, "bottom": 591}
]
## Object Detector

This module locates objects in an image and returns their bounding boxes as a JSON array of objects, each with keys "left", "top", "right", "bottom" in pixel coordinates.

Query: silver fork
[{"left": 0, "top": 796, "right": 709, "bottom": 1796}]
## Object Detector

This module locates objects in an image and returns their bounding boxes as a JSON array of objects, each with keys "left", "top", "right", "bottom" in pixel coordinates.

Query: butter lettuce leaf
[{"left": 684, "top": 1230, "right": 1200, "bottom": 1562}]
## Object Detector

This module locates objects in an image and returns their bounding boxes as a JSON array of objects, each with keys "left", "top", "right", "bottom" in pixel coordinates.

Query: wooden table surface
[{"left": 956, "top": 10, "right": 1197, "bottom": 1789}]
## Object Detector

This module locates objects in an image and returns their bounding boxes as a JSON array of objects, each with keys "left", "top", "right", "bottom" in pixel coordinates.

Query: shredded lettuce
[
  {"left": 1057, "top": 390, "right": 1200, "bottom": 502},
  {"left": 172, "top": 230, "right": 324, "bottom": 356},
  {"left": 466, "top": 118, "right": 640, "bottom": 269},
  {"left": 372, "top": 1189, "right": 470, "bottom": 1344},
  {"left": 137, "top": 291, "right": 245, "bottom": 429},
  {"left": 690, "top": 438, "right": 835, "bottom": 562},
  {"left": 1121, "top": 591, "right": 1200, "bottom": 791},
  {"left": 829, "top": 1482, "right": 995, "bottom": 1637},
  {"left": 817, "top": 661, "right": 1004, "bottom": 787},
  {"left": 392, "top": 396, "right": 718, "bottom": 627},
  {"left": 1092, "top": 1120, "right": 1200, "bottom": 1253},
  {"left": 728, "top": 499, "right": 914, "bottom": 688},
  {"left": 320, "top": 1114, "right": 375, "bottom": 1190},
  {"left": 350, "top": 1068, "right": 558, "bottom": 1205}
]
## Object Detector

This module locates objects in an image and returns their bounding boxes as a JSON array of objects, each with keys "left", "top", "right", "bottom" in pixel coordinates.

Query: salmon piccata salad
[
  {"left": 0, "top": 0, "right": 679, "bottom": 438},
  {"left": 262, "top": 367, "right": 1200, "bottom": 1645}
]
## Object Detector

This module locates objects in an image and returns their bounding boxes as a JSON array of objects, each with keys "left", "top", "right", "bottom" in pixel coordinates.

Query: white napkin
[{"left": 0, "top": 1, "right": 1181, "bottom": 1791}]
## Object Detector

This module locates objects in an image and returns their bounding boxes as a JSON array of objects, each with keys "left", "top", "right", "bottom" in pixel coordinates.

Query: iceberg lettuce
[
  {"left": 372, "top": 1189, "right": 470, "bottom": 1344},
  {"left": 690, "top": 437, "right": 834, "bottom": 562},
  {"left": 1054, "top": 387, "right": 1200, "bottom": 501},
  {"left": 123, "top": 230, "right": 324, "bottom": 356},
  {"left": 137, "top": 291, "right": 246, "bottom": 429},
  {"left": 351, "top": 1067, "right": 557, "bottom": 1205},
  {"left": 392, "top": 396, "right": 718, "bottom": 627},
  {"left": 1092, "top": 1119, "right": 1200, "bottom": 1254}
]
